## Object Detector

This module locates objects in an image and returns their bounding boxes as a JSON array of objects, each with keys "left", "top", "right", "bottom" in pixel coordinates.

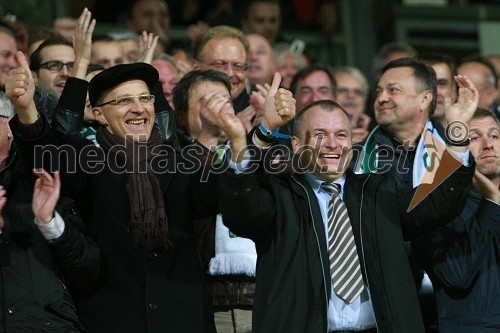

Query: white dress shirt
[{"left": 304, "top": 173, "right": 377, "bottom": 331}]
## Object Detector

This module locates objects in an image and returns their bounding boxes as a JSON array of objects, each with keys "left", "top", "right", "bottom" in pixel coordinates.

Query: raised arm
[
  {"left": 199, "top": 91, "right": 247, "bottom": 161},
  {"left": 32, "top": 169, "right": 61, "bottom": 224},
  {"left": 444, "top": 74, "right": 479, "bottom": 153},
  {"left": 253, "top": 72, "right": 296, "bottom": 148},
  {"left": 5, "top": 51, "right": 38, "bottom": 124},
  {"left": 71, "top": 7, "right": 95, "bottom": 79},
  {"left": 32, "top": 168, "right": 105, "bottom": 295}
]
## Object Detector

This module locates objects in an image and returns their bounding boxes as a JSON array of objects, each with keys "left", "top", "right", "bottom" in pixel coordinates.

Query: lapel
[
  {"left": 290, "top": 173, "right": 331, "bottom": 300},
  {"left": 290, "top": 173, "right": 327, "bottom": 247},
  {"left": 344, "top": 170, "right": 378, "bottom": 256},
  {"left": 344, "top": 170, "right": 363, "bottom": 237}
]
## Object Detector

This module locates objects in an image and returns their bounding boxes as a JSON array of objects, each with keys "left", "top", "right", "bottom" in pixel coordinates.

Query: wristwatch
[{"left": 445, "top": 123, "right": 471, "bottom": 146}]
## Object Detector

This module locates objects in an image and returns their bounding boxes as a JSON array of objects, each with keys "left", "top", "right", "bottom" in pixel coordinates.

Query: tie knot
[{"left": 322, "top": 182, "right": 340, "bottom": 196}]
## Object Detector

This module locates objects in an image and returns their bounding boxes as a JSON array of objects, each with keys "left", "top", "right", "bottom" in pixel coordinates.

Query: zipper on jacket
[
  {"left": 291, "top": 175, "right": 329, "bottom": 333},
  {"left": 358, "top": 174, "right": 380, "bottom": 332}
]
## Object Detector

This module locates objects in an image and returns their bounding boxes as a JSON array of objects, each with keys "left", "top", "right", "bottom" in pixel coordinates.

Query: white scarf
[
  {"left": 208, "top": 215, "right": 257, "bottom": 276},
  {"left": 355, "top": 120, "right": 444, "bottom": 188}
]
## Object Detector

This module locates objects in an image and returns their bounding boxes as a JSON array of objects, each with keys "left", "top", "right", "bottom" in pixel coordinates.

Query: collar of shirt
[
  {"left": 303, "top": 172, "right": 376, "bottom": 331},
  {"left": 304, "top": 173, "right": 346, "bottom": 200}
]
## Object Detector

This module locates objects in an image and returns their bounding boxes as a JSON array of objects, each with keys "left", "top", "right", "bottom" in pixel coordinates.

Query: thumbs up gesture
[
  {"left": 5, "top": 51, "right": 38, "bottom": 124},
  {"left": 256, "top": 72, "right": 296, "bottom": 131}
]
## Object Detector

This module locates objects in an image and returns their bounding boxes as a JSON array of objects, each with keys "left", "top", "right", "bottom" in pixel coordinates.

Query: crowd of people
[{"left": 0, "top": 0, "right": 498, "bottom": 332}]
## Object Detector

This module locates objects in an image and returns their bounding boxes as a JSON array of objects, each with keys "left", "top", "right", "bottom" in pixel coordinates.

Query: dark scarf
[{"left": 97, "top": 127, "right": 172, "bottom": 251}]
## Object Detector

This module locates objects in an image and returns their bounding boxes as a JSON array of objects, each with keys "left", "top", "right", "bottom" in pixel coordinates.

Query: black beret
[{"left": 88, "top": 63, "right": 159, "bottom": 107}]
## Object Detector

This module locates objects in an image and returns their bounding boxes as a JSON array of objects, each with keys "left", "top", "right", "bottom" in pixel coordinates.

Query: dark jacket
[
  {"left": 218, "top": 165, "right": 473, "bottom": 333},
  {"left": 0, "top": 147, "right": 101, "bottom": 333},
  {"left": 11, "top": 111, "right": 218, "bottom": 332},
  {"left": 412, "top": 189, "right": 500, "bottom": 332}
]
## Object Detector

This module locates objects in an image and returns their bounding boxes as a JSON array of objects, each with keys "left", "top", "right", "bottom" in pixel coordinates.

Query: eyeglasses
[
  {"left": 38, "top": 61, "right": 75, "bottom": 72},
  {"left": 336, "top": 87, "right": 367, "bottom": 97},
  {"left": 202, "top": 60, "right": 248, "bottom": 73},
  {"left": 96, "top": 94, "right": 155, "bottom": 107}
]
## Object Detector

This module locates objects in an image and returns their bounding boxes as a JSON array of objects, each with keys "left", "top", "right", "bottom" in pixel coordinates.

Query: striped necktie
[{"left": 322, "top": 183, "right": 364, "bottom": 304}]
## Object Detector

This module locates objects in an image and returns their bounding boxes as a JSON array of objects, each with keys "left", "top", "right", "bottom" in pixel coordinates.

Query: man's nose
[{"left": 481, "top": 136, "right": 495, "bottom": 150}]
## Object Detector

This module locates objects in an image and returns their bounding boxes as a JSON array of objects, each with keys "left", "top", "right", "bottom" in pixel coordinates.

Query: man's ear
[
  {"left": 420, "top": 90, "right": 433, "bottom": 111},
  {"left": 31, "top": 71, "right": 38, "bottom": 85},
  {"left": 93, "top": 107, "right": 108, "bottom": 126},
  {"left": 291, "top": 135, "right": 300, "bottom": 154},
  {"left": 192, "top": 59, "right": 201, "bottom": 70}
]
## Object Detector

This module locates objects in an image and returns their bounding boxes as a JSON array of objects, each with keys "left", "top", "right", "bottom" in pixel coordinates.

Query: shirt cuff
[
  {"left": 35, "top": 211, "right": 65, "bottom": 240},
  {"left": 228, "top": 157, "right": 251, "bottom": 175}
]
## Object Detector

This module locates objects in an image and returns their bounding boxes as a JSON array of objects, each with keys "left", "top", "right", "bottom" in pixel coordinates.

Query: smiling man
[
  {"left": 211, "top": 98, "right": 474, "bottom": 332},
  {"left": 356, "top": 58, "right": 476, "bottom": 189},
  {"left": 193, "top": 25, "right": 250, "bottom": 112},
  {"left": 29, "top": 36, "right": 75, "bottom": 99},
  {"left": 6, "top": 52, "right": 219, "bottom": 332}
]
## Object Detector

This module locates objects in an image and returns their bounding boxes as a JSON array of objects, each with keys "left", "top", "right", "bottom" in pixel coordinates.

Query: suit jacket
[
  {"left": 412, "top": 189, "right": 500, "bottom": 332},
  {"left": 218, "top": 166, "right": 472, "bottom": 333},
  {"left": 12, "top": 115, "right": 218, "bottom": 333}
]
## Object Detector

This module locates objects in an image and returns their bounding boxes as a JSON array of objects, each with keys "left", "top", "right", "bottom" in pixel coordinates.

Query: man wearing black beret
[{"left": 6, "top": 51, "right": 218, "bottom": 332}]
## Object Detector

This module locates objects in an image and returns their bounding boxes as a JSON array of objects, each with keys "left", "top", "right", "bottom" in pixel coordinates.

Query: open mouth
[
  {"left": 320, "top": 153, "right": 341, "bottom": 159},
  {"left": 126, "top": 119, "right": 146, "bottom": 125}
]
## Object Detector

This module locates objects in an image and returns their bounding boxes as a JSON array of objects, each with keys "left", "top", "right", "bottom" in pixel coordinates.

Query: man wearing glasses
[
  {"left": 193, "top": 25, "right": 251, "bottom": 114},
  {"left": 7, "top": 52, "right": 220, "bottom": 332},
  {"left": 29, "top": 36, "right": 75, "bottom": 99}
]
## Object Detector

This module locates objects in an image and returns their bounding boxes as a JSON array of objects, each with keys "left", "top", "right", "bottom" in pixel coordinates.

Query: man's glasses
[
  {"left": 96, "top": 94, "right": 155, "bottom": 107},
  {"left": 202, "top": 60, "right": 248, "bottom": 73},
  {"left": 38, "top": 61, "right": 75, "bottom": 72}
]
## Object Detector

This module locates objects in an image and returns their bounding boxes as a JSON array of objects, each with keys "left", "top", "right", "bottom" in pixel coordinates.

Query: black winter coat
[{"left": 218, "top": 166, "right": 473, "bottom": 333}]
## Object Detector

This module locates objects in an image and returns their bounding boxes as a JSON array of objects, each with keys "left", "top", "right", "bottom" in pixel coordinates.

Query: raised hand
[
  {"left": 444, "top": 74, "right": 479, "bottom": 125},
  {"left": 256, "top": 72, "right": 296, "bottom": 131},
  {"left": 473, "top": 169, "right": 500, "bottom": 203},
  {"left": 200, "top": 93, "right": 247, "bottom": 161},
  {"left": 236, "top": 105, "right": 257, "bottom": 133},
  {"left": 71, "top": 7, "right": 95, "bottom": 79},
  {"left": 138, "top": 31, "right": 159, "bottom": 64},
  {"left": 201, "top": 94, "right": 246, "bottom": 140},
  {"left": 248, "top": 90, "right": 265, "bottom": 127},
  {"left": 32, "top": 169, "right": 61, "bottom": 224},
  {"left": 5, "top": 51, "right": 38, "bottom": 124}
]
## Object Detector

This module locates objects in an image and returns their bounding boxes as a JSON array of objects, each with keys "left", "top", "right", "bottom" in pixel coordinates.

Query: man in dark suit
[
  {"left": 412, "top": 108, "right": 500, "bottom": 332},
  {"left": 208, "top": 96, "right": 475, "bottom": 332},
  {"left": 6, "top": 51, "right": 218, "bottom": 332}
]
